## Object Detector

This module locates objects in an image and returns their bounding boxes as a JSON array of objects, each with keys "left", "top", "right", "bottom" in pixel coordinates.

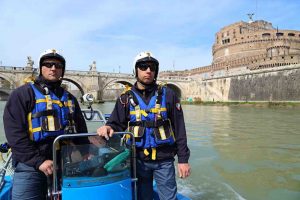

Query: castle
[
  {"left": 160, "top": 19, "right": 300, "bottom": 102},
  {"left": 161, "top": 19, "right": 300, "bottom": 79}
]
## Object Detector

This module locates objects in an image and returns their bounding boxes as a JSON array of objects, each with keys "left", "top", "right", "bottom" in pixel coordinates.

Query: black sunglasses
[
  {"left": 42, "top": 62, "right": 64, "bottom": 69},
  {"left": 137, "top": 63, "right": 157, "bottom": 72}
]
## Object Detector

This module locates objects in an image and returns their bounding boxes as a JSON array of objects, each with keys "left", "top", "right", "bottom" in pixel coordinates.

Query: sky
[{"left": 0, "top": 0, "right": 299, "bottom": 74}]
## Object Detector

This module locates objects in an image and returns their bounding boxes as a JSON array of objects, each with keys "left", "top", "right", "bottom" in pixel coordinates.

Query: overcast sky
[{"left": 0, "top": 0, "right": 299, "bottom": 73}]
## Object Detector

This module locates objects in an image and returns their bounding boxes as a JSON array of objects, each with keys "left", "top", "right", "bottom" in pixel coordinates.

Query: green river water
[{"left": 0, "top": 101, "right": 299, "bottom": 200}]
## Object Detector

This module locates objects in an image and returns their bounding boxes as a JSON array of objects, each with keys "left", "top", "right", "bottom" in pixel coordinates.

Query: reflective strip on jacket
[{"left": 28, "top": 83, "right": 75, "bottom": 142}]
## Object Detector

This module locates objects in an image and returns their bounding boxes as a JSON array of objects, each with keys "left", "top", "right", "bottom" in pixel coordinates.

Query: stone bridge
[{"left": 0, "top": 66, "right": 191, "bottom": 101}]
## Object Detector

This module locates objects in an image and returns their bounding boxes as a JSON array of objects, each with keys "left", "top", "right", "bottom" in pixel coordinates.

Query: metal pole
[{"left": 0, "top": 153, "right": 12, "bottom": 191}]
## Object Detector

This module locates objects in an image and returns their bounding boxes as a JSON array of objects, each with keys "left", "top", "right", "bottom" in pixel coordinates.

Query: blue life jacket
[
  {"left": 28, "top": 83, "right": 75, "bottom": 142},
  {"left": 126, "top": 86, "right": 175, "bottom": 160}
]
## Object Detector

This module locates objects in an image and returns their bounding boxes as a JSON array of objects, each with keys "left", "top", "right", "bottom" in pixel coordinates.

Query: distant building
[{"left": 160, "top": 19, "right": 300, "bottom": 78}]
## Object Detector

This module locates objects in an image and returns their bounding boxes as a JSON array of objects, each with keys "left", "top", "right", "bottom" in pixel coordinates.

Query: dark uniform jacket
[
  {"left": 3, "top": 79, "right": 87, "bottom": 170},
  {"left": 106, "top": 83, "right": 190, "bottom": 163}
]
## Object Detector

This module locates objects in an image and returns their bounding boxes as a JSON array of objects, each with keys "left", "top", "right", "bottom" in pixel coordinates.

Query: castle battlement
[{"left": 160, "top": 19, "right": 300, "bottom": 80}]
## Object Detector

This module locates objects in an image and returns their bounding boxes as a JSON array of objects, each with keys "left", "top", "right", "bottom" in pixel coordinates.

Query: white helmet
[
  {"left": 133, "top": 51, "right": 159, "bottom": 79},
  {"left": 39, "top": 49, "right": 66, "bottom": 76}
]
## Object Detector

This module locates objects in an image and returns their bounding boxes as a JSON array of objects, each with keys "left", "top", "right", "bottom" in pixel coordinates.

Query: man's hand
[
  {"left": 177, "top": 163, "right": 191, "bottom": 179},
  {"left": 39, "top": 160, "right": 53, "bottom": 176},
  {"left": 97, "top": 125, "right": 114, "bottom": 140}
]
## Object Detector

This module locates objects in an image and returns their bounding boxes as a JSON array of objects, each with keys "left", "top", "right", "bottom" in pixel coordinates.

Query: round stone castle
[
  {"left": 212, "top": 19, "right": 300, "bottom": 71},
  {"left": 163, "top": 19, "right": 300, "bottom": 78}
]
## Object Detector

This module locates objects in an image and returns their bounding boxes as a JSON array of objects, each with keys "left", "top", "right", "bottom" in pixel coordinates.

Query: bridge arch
[
  {"left": 102, "top": 78, "right": 135, "bottom": 90},
  {"left": 0, "top": 90, "right": 10, "bottom": 100},
  {"left": 101, "top": 79, "right": 135, "bottom": 100},
  {"left": 61, "top": 76, "right": 89, "bottom": 98},
  {"left": 160, "top": 82, "right": 183, "bottom": 99},
  {"left": 0, "top": 74, "right": 16, "bottom": 89}
]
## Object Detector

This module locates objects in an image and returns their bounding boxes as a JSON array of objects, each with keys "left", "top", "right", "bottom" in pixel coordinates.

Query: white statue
[
  {"left": 89, "top": 61, "right": 97, "bottom": 71},
  {"left": 27, "top": 56, "right": 34, "bottom": 68}
]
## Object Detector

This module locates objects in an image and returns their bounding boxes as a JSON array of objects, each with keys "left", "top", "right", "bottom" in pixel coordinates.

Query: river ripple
[{"left": 1, "top": 101, "right": 300, "bottom": 200}]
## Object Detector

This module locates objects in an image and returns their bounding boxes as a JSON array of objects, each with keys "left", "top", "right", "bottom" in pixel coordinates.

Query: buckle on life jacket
[{"left": 143, "top": 148, "right": 156, "bottom": 160}]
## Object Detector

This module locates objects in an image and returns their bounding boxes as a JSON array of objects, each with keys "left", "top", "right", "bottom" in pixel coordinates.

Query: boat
[
  {"left": 0, "top": 78, "right": 191, "bottom": 200},
  {"left": 0, "top": 118, "right": 190, "bottom": 199}
]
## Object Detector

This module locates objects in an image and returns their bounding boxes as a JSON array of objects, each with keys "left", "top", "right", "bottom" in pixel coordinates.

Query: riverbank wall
[{"left": 188, "top": 64, "right": 300, "bottom": 102}]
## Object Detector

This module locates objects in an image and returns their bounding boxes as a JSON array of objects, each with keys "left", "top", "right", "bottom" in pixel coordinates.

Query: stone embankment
[{"left": 188, "top": 64, "right": 300, "bottom": 102}]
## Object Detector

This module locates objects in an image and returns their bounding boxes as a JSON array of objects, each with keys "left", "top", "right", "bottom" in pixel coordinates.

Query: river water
[{"left": 0, "top": 101, "right": 299, "bottom": 200}]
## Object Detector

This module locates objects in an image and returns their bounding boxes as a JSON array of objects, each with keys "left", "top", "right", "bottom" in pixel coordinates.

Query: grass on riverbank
[{"left": 181, "top": 101, "right": 300, "bottom": 107}]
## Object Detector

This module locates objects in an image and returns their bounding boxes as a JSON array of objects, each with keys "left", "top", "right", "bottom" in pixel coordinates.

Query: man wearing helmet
[
  {"left": 97, "top": 51, "right": 191, "bottom": 200},
  {"left": 4, "top": 49, "right": 87, "bottom": 200}
]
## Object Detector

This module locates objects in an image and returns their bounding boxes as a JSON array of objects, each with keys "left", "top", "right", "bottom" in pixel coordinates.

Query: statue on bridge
[
  {"left": 26, "top": 56, "right": 34, "bottom": 68},
  {"left": 89, "top": 61, "right": 97, "bottom": 72}
]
